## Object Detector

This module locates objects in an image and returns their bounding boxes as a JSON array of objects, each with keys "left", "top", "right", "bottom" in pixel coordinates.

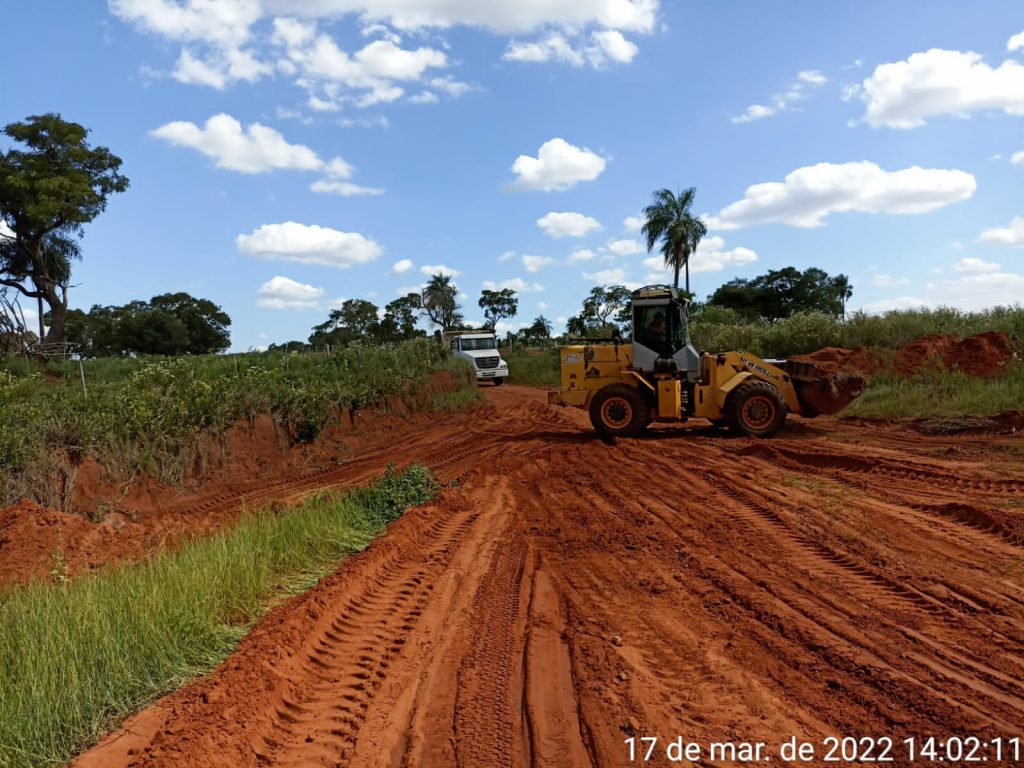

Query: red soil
[
  {"left": 0, "top": 372, "right": 465, "bottom": 586},
  {"left": 71, "top": 385, "right": 1024, "bottom": 768},
  {"left": 798, "top": 331, "right": 1016, "bottom": 378}
]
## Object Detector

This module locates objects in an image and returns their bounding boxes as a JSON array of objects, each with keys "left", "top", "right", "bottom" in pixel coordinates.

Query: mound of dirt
[{"left": 799, "top": 331, "right": 1015, "bottom": 379}]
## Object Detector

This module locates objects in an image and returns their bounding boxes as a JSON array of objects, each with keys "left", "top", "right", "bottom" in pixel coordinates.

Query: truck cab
[{"left": 445, "top": 330, "right": 509, "bottom": 386}]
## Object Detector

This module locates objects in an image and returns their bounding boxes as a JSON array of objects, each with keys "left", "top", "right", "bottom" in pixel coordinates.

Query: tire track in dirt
[{"left": 76, "top": 387, "right": 1024, "bottom": 768}]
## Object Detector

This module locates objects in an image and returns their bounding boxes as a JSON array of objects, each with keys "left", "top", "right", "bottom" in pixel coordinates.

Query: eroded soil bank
[{"left": 72, "top": 385, "right": 1024, "bottom": 768}]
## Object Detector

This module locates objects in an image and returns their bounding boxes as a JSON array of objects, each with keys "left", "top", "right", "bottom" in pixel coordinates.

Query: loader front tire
[
  {"left": 589, "top": 384, "right": 648, "bottom": 439},
  {"left": 727, "top": 381, "right": 787, "bottom": 438}
]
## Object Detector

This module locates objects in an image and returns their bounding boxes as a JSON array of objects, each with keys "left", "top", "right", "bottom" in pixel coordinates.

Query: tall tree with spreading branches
[
  {"left": 421, "top": 273, "right": 462, "bottom": 330},
  {"left": 0, "top": 114, "right": 129, "bottom": 349},
  {"left": 641, "top": 187, "right": 707, "bottom": 294}
]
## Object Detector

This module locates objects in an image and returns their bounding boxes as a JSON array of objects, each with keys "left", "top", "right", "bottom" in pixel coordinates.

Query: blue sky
[{"left": 2, "top": 1, "right": 1023, "bottom": 349}]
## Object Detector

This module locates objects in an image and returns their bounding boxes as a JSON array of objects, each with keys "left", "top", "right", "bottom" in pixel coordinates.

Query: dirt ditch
[{"left": 62, "top": 384, "right": 1024, "bottom": 768}]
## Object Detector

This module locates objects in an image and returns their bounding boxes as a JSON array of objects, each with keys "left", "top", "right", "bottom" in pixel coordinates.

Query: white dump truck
[{"left": 444, "top": 329, "right": 509, "bottom": 385}]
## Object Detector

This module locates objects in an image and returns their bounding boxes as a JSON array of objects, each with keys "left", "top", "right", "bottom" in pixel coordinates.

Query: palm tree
[
  {"left": 834, "top": 274, "right": 853, "bottom": 320},
  {"left": 641, "top": 187, "right": 708, "bottom": 294},
  {"left": 421, "top": 273, "right": 462, "bottom": 330}
]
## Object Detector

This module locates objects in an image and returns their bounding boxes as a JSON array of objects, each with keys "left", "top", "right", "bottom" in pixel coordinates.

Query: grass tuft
[{"left": 0, "top": 464, "right": 438, "bottom": 768}]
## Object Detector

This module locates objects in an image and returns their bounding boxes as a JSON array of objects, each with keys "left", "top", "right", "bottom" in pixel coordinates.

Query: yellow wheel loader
[{"left": 548, "top": 285, "right": 864, "bottom": 438}]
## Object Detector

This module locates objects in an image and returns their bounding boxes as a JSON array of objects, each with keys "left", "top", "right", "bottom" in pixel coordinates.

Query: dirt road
[{"left": 78, "top": 384, "right": 1024, "bottom": 768}]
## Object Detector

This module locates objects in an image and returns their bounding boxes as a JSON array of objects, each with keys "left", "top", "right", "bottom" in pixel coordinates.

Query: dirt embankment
[
  {"left": 0, "top": 372, "right": 466, "bottom": 586},
  {"left": 73, "top": 385, "right": 1024, "bottom": 768},
  {"left": 797, "top": 331, "right": 1016, "bottom": 378}
]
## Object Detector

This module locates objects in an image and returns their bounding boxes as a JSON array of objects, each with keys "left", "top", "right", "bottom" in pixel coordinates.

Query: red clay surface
[
  {"left": 0, "top": 375, "right": 464, "bottom": 586},
  {"left": 797, "top": 331, "right": 1016, "bottom": 378},
  {"left": 67, "top": 384, "right": 1024, "bottom": 768}
]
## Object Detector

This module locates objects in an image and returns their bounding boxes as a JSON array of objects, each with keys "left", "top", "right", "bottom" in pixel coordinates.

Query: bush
[{"left": 0, "top": 339, "right": 467, "bottom": 508}]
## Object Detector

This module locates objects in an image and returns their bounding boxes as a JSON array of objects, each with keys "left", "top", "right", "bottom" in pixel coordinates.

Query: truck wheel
[
  {"left": 492, "top": 377, "right": 504, "bottom": 387},
  {"left": 726, "top": 381, "right": 787, "bottom": 438},
  {"left": 589, "top": 384, "right": 648, "bottom": 438}
]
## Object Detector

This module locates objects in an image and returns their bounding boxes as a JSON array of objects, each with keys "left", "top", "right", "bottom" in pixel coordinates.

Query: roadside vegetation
[
  {"left": 0, "top": 463, "right": 438, "bottom": 768},
  {"left": 0, "top": 340, "right": 472, "bottom": 509}
]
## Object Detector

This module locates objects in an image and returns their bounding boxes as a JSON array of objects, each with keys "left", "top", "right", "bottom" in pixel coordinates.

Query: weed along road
[{"left": 77, "top": 384, "right": 1024, "bottom": 768}]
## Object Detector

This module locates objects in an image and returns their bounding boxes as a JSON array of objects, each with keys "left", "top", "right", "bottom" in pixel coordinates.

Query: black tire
[
  {"left": 589, "top": 384, "right": 649, "bottom": 438},
  {"left": 492, "top": 377, "right": 505, "bottom": 387},
  {"left": 726, "top": 380, "right": 787, "bottom": 438}
]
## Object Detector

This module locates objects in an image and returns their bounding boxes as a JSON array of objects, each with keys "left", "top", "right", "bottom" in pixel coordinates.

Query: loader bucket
[{"left": 781, "top": 360, "right": 866, "bottom": 417}]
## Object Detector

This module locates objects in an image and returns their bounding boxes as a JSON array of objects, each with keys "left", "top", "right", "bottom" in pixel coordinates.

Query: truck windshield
[{"left": 461, "top": 337, "right": 496, "bottom": 351}]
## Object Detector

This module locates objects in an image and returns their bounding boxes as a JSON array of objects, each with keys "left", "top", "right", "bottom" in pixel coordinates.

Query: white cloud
[
  {"left": 522, "top": 254, "right": 557, "bottom": 272},
  {"left": 257, "top": 276, "right": 325, "bottom": 310},
  {"left": 938, "top": 271, "right": 1024, "bottom": 310},
  {"left": 641, "top": 235, "right": 757, "bottom": 278},
  {"left": 237, "top": 222, "right": 382, "bottom": 268},
  {"left": 271, "top": 20, "right": 453, "bottom": 109},
  {"left": 623, "top": 215, "right": 643, "bottom": 232},
  {"left": 537, "top": 301, "right": 548, "bottom": 310},
  {"left": 856, "top": 296, "right": 929, "bottom": 313},
  {"left": 0, "top": 219, "right": 13, "bottom": 240},
  {"left": 979, "top": 217, "right": 1024, "bottom": 248},
  {"left": 391, "top": 258, "right": 414, "bottom": 275},
  {"left": 872, "top": 274, "right": 911, "bottom": 287},
  {"left": 151, "top": 113, "right": 381, "bottom": 192},
  {"left": 855, "top": 48, "right": 1024, "bottom": 129},
  {"left": 731, "top": 68, "right": 827, "bottom": 124},
  {"left": 498, "top": 250, "right": 515, "bottom": 262},
  {"left": 309, "top": 179, "right": 385, "bottom": 196},
  {"left": 953, "top": 257, "right": 1001, "bottom": 273},
  {"left": 798, "top": 69, "right": 827, "bottom": 85},
  {"left": 582, "top": 267, "right": 641, "bottom": 289},
  {"left": 708, "top": 161, "right": 976, "bottom": 229},
  {"left": 409, "top": 91, "right": 439, "bottom": 104},
  {"left": 110, "top": 0, "right": 261, "bottom": 46},
  {"left": 1011, "top": 151, "right": 1024, "bottom": 166},
  {"left": 567, "top": 248, "right": 596, "bottom": 263},
  {"left": 420, "top": 263, "right": 461, "bottom": 277},
  {"left": 537, "top": 211, "right": 601, "bottom": 238},
  {"left": 504, "top": 29, "right": 638, "bottom": 68},
  {"left": 1008, "top": 30, "right": 1024, "bottom": 52},
  {"left": 259, "top": 0, "right": 659, "bottom": 35},
  {"left": 172, "top": 46, "right": 270, "bottom": 88},
  {"left": 481, "top": 278, "right": 543, "bottom": 292},
  {"left": 151, "top": 114, "right": 322, "bottom": 173},
  {"left": 607, "top": 238, "right": 644, "bottom": 256},
  {"left": 510, "top": 138, "right": 607, "bottom": 191}
]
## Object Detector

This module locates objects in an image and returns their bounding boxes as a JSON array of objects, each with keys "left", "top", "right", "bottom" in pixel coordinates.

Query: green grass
[
  {"left": 845, "top": 364, "right": 1024, "bottom": 419},
  {"left": 0, "top": 340, "right": 475, "bottom": 509},
  {"left": 504, "top": 348, "right": 559, "bottom": 388},
  {"left": 0, "top": 464, "right": 439, "bottom": 768}
]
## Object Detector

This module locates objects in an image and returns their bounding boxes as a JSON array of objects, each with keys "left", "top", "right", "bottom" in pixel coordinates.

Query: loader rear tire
[
  {"left": 589, "top": 384, "right": 648, "bottom": 439},
  {"left": 727, "top": 381, "right": 787, "bottom": 438}
]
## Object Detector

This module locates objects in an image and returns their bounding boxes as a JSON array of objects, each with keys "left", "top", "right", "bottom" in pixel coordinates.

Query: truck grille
[{"left": 476, "top": 356, "right": 500, "bottom": 370}]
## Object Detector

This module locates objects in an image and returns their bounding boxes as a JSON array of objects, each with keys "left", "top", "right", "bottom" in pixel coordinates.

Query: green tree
[
  {"left": 421, "top": 273, "right": 462, "bottom": 331},
  {"left": 149, "top": 293, "right": 231, "bottom": 354},
  {"left": 582, "top": 285, "right": 631, "bottom": 330},
  {"left": 0, "top": 114, "right": 129, "bottom": 346},
  {"left": 378, "top": 293, "right": 423, "bottom": 342},
  {"left": 708, "top": 267, "right": 847, "bottom": 321},
  {"left": 310, "top": 299, "right": 381, "bottom": 347},
  {"left": 834, "top": 274, "right": 853, "bottom": 319},
  {"left": 478, "top": 288, "right": 518, "bottom": 330},
  {"left": 641, "top": 187, "right": 707, "bottom": 294},
  {"left": 525, "top": 314, "right": 553, "bottom": 344}
]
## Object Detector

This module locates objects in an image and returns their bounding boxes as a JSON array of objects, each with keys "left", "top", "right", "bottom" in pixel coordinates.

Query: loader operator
[{"left": 644, "top": 311, "right": 667, "bottom": 348}]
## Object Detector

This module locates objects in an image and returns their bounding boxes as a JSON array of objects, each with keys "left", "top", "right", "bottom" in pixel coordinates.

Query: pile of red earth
[{"left": 798, "top": 331, "right": 1016, "bottom": 378}]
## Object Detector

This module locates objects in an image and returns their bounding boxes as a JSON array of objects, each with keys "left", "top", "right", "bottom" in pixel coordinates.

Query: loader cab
[{"left": 630, "top": 285, "right": 701, "bottom": 375}]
